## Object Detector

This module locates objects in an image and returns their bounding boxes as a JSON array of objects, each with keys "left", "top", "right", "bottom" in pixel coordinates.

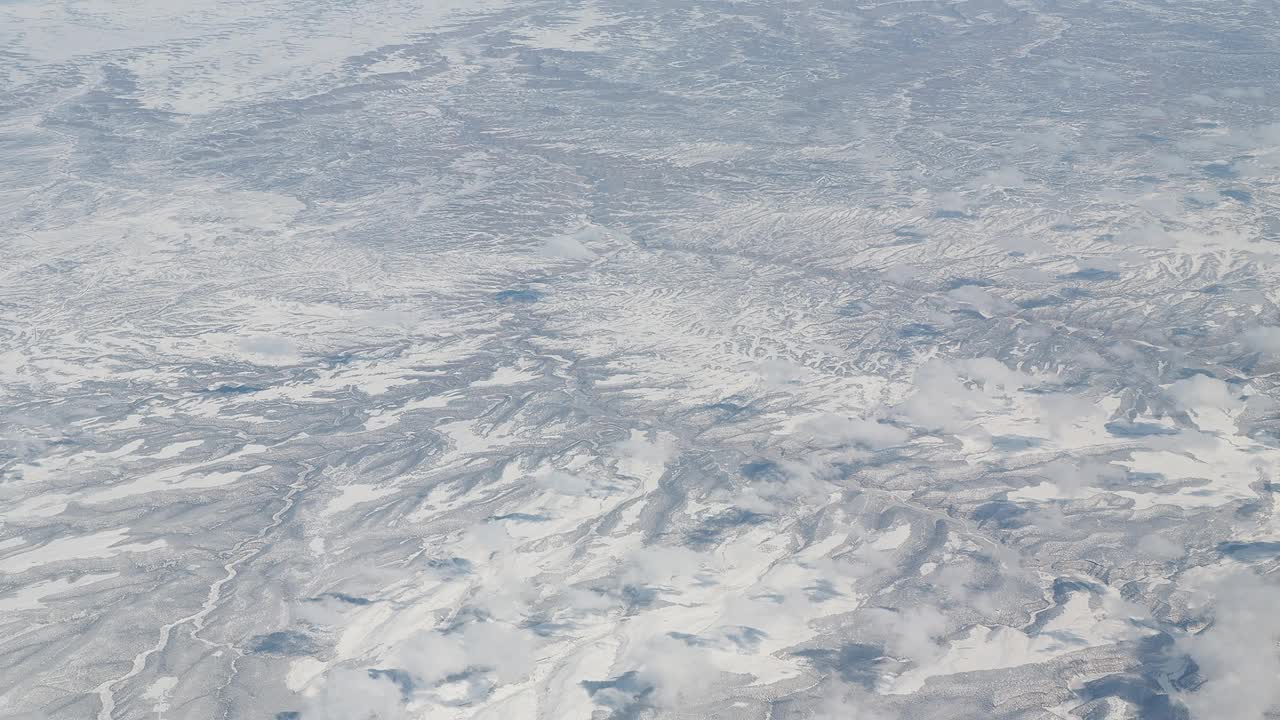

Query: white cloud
[
  {"left": 809, "top": 685, "right": 898, "bottom": 720},
  {"left": 622, "top": 544, "right": 708, "bottom": 588},
  {"left": 622, "top": 634, "right": 721, "bottom": 711},
  {"left": 1035, "top": 392, "right": 1103, "bottom": 439},
  {"left": 1178, "top": 572, "right": 1280, "bottom": 720},
  {"left": 302, "top": 668, "right": 405, "bottom": 720},
  {"left": 539, "top": 225, "right": 605, "bottom": 260},
  {"left": 1243, "top": 326, "right": 1280, "bottom": 355},
  {"left": 933, "top": 191, "right": 967, "bottom": 214},
  {"left": 732, "top": 456, "right": 836, "bottom": 513},
  {"left": 238, "top": 334, "right": 301, "bottom": 359},
  {"left": 540, "top": 233, "right": 596, "bottom": 260},
  {"left": 1167, "top": 375, "right": 1241, "bottom": 413},
  {"left": 1222, "top": 87, "right": 1265, "bottom": 99},
  {"left": 1137, "top": 533, "right": 1183, "bottom": 560},
  {"left": 800, "top": 414, "right": 910, "bottom": 450},
  {"left": 437, "top": 622, "right": 535, "bottom": 684},
  {"left": 894, "top": 357, "right": 1034, "bottom": 433},
  {"left": 757, "top": 357, "right": 813, "bottom": 386},
  {"left": 974, "top": 166, "right": 1026, "bottom": 190},
  {"left": 535, "top": 469, "right": 593, "bottom": 495},
  {"left": 613, "top": 430, "right": 677, "bottom": 468},
  {"left": 1040, "top": 458, "right": 1126, "bottom": 496},
  {"left": 863, "top": 605, "right": 948, "bottom": 665},
  {"left": 945, "top": 285, "right": 1014, "bottom": 317}
]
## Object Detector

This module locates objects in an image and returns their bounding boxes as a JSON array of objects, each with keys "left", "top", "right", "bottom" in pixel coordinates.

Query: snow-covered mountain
[{"left": 2, "top": 1, "right": 1279, "bottom": 718}]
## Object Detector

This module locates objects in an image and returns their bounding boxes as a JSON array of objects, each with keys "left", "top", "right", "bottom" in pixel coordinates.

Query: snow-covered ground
[{"left": 2, "top": 0, "right": 1279, "bottom": 718}]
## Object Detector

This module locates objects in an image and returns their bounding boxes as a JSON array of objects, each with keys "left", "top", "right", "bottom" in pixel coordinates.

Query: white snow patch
[
  {"left": 0, "top": 572, "right": 118, "bottom": 613},
  {"left": 323, "top": 485, "right": 398, "bottom": 516},
  {"left": 0, "top": 529, "right": 165, "bottom": 574}
]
